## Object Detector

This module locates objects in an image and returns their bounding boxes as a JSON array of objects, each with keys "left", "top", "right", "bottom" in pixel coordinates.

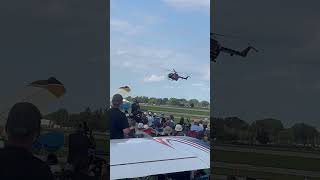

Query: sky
[
  {"left": 0, "top": 0, "right": 108, "bottom": 114},
  {"left": 110, "top": 0, "right": 210, "bottom": 102},
  {"left": 212, "top": 0, "right": 320, "bottom": 128}
]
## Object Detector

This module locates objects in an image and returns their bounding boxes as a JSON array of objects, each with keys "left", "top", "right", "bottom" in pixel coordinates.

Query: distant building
[{"left": 41, "top": 119, "right": 54, "bottom": 128}]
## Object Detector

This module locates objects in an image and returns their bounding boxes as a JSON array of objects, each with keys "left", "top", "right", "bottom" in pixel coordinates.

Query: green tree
[
  {"left": 200, "top": 101, "right": 210, "bottom": 108},
  {"left": 292, "top": 123, "right": 319, "bottom": 146},
  {"left": 189, "top": 99, "right": 199, "bottom": 107},
  {"left": 252, "top": 119, "right": 284, "bottom": 143},
  {"left": 162, "top": 98, "right": 169, "bottom": 105},
  {"left": 168, "top": 98, "right": 179, "bottom": 106}
]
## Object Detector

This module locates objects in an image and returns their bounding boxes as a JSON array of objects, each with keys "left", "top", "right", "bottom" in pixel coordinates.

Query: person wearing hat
[
  {"left": 174, "top": 124, "right": 185, "bottom": 136},
  {"left": 190, "top": 119, "right": 204, "bottom": 132},
  {"left": 67, "top": 123, "right": 90, "bottom": 170},
  {"left": 135, "top": 123, "right": 146, "bottom": 138},
  {"left": 137, "top": 123, "right": 144, "bottom": 130},
  {"left": 0, "top": 102, "right": 54, "bottom": 179},
  {"left": 109, "top": 94, "right": 130, "bottom": 139}
]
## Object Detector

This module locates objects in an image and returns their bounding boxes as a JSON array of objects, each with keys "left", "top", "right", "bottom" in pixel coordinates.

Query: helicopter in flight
[
  {"left": 211, "top": 33, "right": 258, "bottom": 62},
  {"left": 168, "top": 69, "right": 190, "bottom": 81}
]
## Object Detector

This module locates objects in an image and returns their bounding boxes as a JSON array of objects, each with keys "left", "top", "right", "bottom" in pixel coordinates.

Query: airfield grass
[
  {"left": 212, "top": 149, "right": 320, "bottom": 172},
  {"left": 212, "top": 167, "right": 318, "bottom": 180},
  {"left": 140, "top": 105, "right": 210, "bottom": 116}
]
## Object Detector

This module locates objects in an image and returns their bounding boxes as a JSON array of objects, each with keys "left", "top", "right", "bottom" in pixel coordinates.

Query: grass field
[
  {"left": 212, "top": 147, "right": 320, "bottom": 180},
  {"left": 140, "top": 105, "right": 210, "bottom": 116},
  {"left": 212, "top": 150, "right": 320, "bottom": 172},
  {"left": 213, "top": 167, "right": 317, "bottom": 180}
]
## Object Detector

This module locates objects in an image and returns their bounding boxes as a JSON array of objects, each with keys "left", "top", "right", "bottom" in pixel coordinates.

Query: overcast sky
[
  {"left": 0, "top": 0, "right": 107, "bottom": 114},
  {"left": 212, "top": 0, "right": 320, "bottom": 128},
  {"left": 110, "top": 0, "right": 210, "bottom": 101}
]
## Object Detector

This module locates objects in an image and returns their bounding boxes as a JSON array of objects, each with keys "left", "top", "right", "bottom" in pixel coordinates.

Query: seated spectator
[
  {"left": 160, "top": 113, "right": 165, "bottom": 126},
  {"left": 165, "top": 118, "right": 175, "bottom": 129},
  {"left": 147, "top": 112, "right": 154, "bottom": 127},
  {"left": 163, "top": 126, "right": 173, "bottom": 136},
  {"left": 203, "top": 118, "right": 210, "bottom": 131},
  {"left": 190, "top": 119, "right": 204, "bottom": 132},
  {"left": 128, "top": 123, "right": 136, "bottom": 138},
  {"left": 196, "top": 131, "right": 205, "bottom": 140},
  {"left": 153, "top": 116, "right": 162, "bottom": 129},
  {"left": 187, "top": 130, "right": 199, "bottom": 138},
  {"left": 72, "top": 157, "right": 95, "bottom": 180},
  {"left": 168, "top": 115, "right": 175, "bottom": 128},
  {"left": 204, "top": 124, "right": 210, "bottom": 142},
  {"left": 174, "top": 124, "right": 185, "bottom": 136},
  {"left": 143, "top": 125, "right": 152, "bottom": 135},
  {"left": 135, "top": 123, "right": 146, "bottom": 138},
  {"left": 179, "top": 117, "right": 186, "bottom": 130},
  {"left": 46, "top": 153, "right": 61, "bottom": 176}
]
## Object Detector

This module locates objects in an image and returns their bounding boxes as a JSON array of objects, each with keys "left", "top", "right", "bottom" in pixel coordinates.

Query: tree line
[
  {"left": 126, "top": 96, "right": 210, "bottom": 109},
  {"left": 212, "top": 117, "right": 320, "bottom": 146},
  {"left": 44, "top": 107, "right": 107, "bottom": 132}
]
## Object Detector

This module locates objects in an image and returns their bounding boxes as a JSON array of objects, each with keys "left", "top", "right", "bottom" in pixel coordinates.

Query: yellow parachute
[
  {"left": 0, "top": 77, "right": 66, "bottom": 126},
  {"left": 117, "top": 86, "right": 131, "bottom": 95}
]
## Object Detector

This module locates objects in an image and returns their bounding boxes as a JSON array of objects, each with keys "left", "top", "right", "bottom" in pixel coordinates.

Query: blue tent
[
  {"left": 35, "top": 131, "right": 65, "bottom": 152},
  {"left": 120, "top": 102, "right": 131, "bottom": 111}
]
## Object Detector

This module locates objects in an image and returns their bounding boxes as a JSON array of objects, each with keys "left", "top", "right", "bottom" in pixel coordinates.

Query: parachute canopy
[
  {"left": 0, "top": 77, "right": 66, "bottom": 126},
  {"left": 29, "top": 77, "right": 66, "bottom": 98},
  {"left": 118, "top": 86, "right": 131, "bottom": 94}
]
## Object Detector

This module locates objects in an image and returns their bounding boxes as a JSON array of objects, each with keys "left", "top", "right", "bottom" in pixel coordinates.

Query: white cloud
[
  {"left": 111, "top": 44, "right": 210, "bottom": 83},
  {"left": 144, "top": 75, "right": 165, "bottom": 82},
  {"left": 163, "top": 0, "right": 209, "bottom": 12},
  {"left": 110, "top": 19, "right": 144, "bottom": 35}
]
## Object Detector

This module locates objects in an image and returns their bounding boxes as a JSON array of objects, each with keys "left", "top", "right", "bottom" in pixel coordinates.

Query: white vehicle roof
[{"left": 110, "top": 136, "right": 210, "bottom": 179}]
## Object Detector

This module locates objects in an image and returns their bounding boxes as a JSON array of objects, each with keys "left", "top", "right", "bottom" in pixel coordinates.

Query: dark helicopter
[
  {"left": 211, "top": 33, "right": 258, "bottom": 62},
  {"left": 168, "top": 69, "right": 190, "bottom": 81}
]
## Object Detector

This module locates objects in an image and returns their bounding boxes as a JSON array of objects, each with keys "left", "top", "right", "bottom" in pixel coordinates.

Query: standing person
[
  {"left": 88, "top": 130, "right": 96, "bottom": 149},
  {"left": 67, "top": 124, "right": 90, "bottom": 170},
  {"left": 0, "top": 102, "right": 53, "bottom": 179},
  {"left": 110, "top": 94, "right": 130, "bottom": 139},
  {"left": 131, "top": 98, "right": 140, "bottom": 115},
  {"left": 83, "top": 121, "right": 90, "bottom": 136}
]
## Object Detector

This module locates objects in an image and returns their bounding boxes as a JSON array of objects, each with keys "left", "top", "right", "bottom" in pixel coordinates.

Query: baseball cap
[{"left": 6, "top": 102, "right": 42, "bottom": 136}]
